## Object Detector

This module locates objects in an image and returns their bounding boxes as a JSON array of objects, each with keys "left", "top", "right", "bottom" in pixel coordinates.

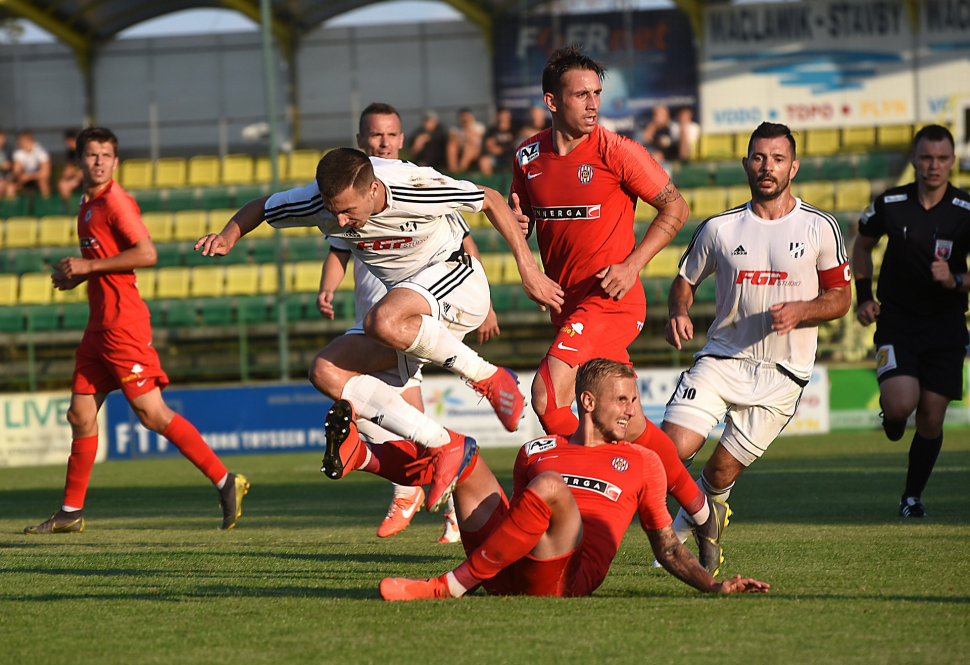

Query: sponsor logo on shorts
[
  {"left": 577, "top": 164, "right": 594, "bottom": 184},
  {"left": 557, "top": 342, "right": 578, "bottom": 352},
  {"left": 612, "top": 457, "right": 629, "bottom": 472},
  {"left": 525, "top": 437, "right": 558, "bottom": 456},
  {"left": 532, "top": 205, "right": 601, "bottom": 220},
  {"left": 560, "top": 474, "right": 622, "bottom": 501},
  {"left": 120, "top": 363, "right": 145, "bottom": 384},
  {"left": 356, "top": 237, "right": 423, "bottom": 251},
  {"left": 559, "top": 322, "right": 584, "bottom": 337},
  {"left": 79, "top": 237, "right": 100, "bottom": 249},
  {"left": 735, "top": 270, "right": 800, "bottom": 287},
  {"left": 934, "top": 239, "right": 953, "bottom": 261},
  {"left": 875, "top": 345, "right": 897, "bottom": 376},
  {"left": 517, "top": 142, "right": 540, "bottom": 167},
  {"left": 789, "top": 242, "right": 805, "bottom": 259}
]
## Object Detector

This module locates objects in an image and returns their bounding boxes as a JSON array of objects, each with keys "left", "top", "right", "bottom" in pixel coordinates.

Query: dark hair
[
  {"left": 75, "top": 127, "right": 119, "bottom": 157},
  {"left": 575, "top": 358, "right": 636, "bottom": 403},
  {"left": 747, "top": 122, "right": 796, "bottom": 159},
  {"left": 359, "top": 103, "right": 400, "bottom": 136},
  {"left": 541, "top": 45, "right": 606, "bottom": 97},
  {"left": 64, "top": 128, "right": 81, "bottom": 139},
  {"left": 913, "top": 124, "right": 955, "bottom": 151},
  {"left": 316, "top": 148, "right": 375, "bottom": 201}
]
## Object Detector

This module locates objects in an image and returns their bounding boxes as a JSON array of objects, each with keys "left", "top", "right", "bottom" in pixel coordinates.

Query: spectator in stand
[
  {"left": 478, "top": 107, "right": 519, "bottom": 177},
  {"left": 518, "top": 103, "right": 551, "bottom": 140},
  {"left": 670, "top": 107, "right": 701, "bottom": 162},
  {"left": 446, "top": 108, "right": 485, "bottom": 173},
  {"left": 641, "top": 105, "right": 673, "bottom": 166},
  {"left": 58, "top": 129, "right": 84, "bottom": 202},
  {"left": 409, "top": 110, "right": 449, "bottom": 171},
  {"left": 0, "top": 128, "right": 14, "bottom": 199},
  {"left": 12, "top": 130, "right": 51, "bottom": 197}
]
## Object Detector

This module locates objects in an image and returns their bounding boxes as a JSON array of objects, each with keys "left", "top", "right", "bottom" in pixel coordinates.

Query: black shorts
[{"left": 873, "top": 323, "right": 967, "bottom": 400}]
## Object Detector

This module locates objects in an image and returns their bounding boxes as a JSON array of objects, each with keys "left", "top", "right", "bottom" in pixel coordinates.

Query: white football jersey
[
  {"left": 264, "top": 157, "right": 483, "bottom": 286},
  {"left": 329, "top": 236, "right": 390, "bottom": 325},
  {"left": 679, "top": 198, "right": 849, "bottom": 382}
]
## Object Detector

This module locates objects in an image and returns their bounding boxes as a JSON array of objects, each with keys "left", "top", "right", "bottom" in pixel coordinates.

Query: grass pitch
[{"left": 1, "top": 430, "right": 968, "bottom": 665}]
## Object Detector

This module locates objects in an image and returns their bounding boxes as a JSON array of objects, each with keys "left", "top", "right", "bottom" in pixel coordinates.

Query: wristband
[
  {"left": 855, "top": 277, "right": 874, "bottom": 305},
  {"left": 954, "top": 274, "right": 964, "bottom": 290}
]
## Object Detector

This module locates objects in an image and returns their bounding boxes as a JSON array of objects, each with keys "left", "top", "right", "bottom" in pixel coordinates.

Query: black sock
[{"left": 903, "top": 432, "right": 944, "bottom": 499}]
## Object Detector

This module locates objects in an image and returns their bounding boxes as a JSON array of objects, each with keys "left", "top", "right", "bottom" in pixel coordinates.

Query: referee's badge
[
  {"left": 934, "top": 239, "right": 953, "bottom": 261},
  {"left": 578, "top": 164, "right": 594, "bottom": 184}
]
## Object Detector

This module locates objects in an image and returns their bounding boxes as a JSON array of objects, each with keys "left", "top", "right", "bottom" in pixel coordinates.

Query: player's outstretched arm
[
  {"left": 647, "top": 525, "right": 769, "bottom": 594},
  {"left": 317, "top": 249, "right": 350, "bottom": 319},
  {"left": 665, "top": 276, "right": 696, "bottom": 350},
  {"left": 195, "top": 195, "right": 270, "bottom": 256},
  {"left": 509, "top": 192, "right": 533, "bottom": 239},
  {"left": 55, "top": 236, "right": 157, "bottom": 278},
  {"left": 852, "top": 234, "right": 881, "bottom": 326}
]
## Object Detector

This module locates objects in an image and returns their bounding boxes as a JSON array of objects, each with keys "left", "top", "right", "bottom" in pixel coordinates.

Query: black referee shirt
[{"left": 858, "top": 183, "right": 970, "bottom": 326}]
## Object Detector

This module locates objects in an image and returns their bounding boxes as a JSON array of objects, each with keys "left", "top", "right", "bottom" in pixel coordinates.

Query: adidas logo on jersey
[
  {"left": 342, "top": 228, "right": 362, "bottom": 238},
  {"left": 732, "top": 245, "right": 747, "bottom": 256}
]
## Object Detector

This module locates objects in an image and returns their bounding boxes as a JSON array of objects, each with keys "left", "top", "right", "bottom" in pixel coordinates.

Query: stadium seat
[
  {"left": 288, "top": 236, "right": 319, "bottom": 262},
  {"left": 142, "top": 212, "right": 174, "bottom": 242},
  {"left": 14, "top": 249, "right": 45, "bottom": 274},
  {"left": 835, "top": 179, "right": 872, "bottom": 211},
  {"left": 469, "top": 228, "right": 499, "bottom": 252},
  {"left": 188, "top": 156, "right": 221, "bottom": 187},
  {"left": 689, "top": 187, "right": 729, "bottom": 219},
  {"left": 336, "top": 260, "right": 354, "bottom": 290},
  {"left": 634, "top": 201, "right": 656, "bottom": 223},
  {"left": 33, "top": 197, "right": 64, "bottom": 217},
  {"left": 155, "top": 158, "right": 188, "bottom": 188},
  {"left": 819, "top": 156, "right": 854, "bottom": 181},
  {"left": 841, "top": 126, "right": 876, "bottom": 151},
  {"left": 132, "top": 189, "right": 163, "bottom": 213},
  {"left": 4, "top": 217, "right": 39, "bottom": 248},
  {"left": 119, "top": 159, "right": 154, "bottom": 190},
  {"left": 252, "top": 238, "right": 277, "bottom": 263},
  {"left": 0, "top": 274, "right": 18, "bottom": 304},
  {"left": 26, "top": 304, "right": 58, "bottom": 331},
  {"left": 61, "top": 302, "right": 89, "bottom": 329},
  {"left": 52, "top": 277, "right": 86, "bottom": 303},
  {"left": 154, "top": 243, "right": 181, "bottom": 268},
  {"left": 235, "top": 184, "right": 267, "bottom": 206},
  {"left": 136, "top": 269, "right": 156, "bottom": 300},
  {"left": 695, "top": 279, "right": 717, "bottom": 303},
  {"left": 237, "top": 295, "right": 270, "bottom": 323},
  {"left": 699, "top": 134, "right": 734, "bottom": 160},
  {"left": 19, "top": 272, "right": 53, "bottom": 304},
  {"left": 173, "top": 211, "right": 209, "bottom": 242},
  {"left": 713, "top": 162, "right": 747, "bottom": 187},
  {"left": 478, "top": 254, "right": 504, "bottom": 283},
  {"left": 733, "top": 133, "right": 750, "bottom": 159},
  {"left": 258, "top": 262, "right": 280, "bottom": 294},
  {"left": 165, "top": 299, "right": 198, "bottom": 327},
  {"left": 677, "top": 163, "right": 711, "bottom": 188},
  {"left": 794, "top": 181, "right": 836, "bottom": 210},
  {"left": 206, "top": 209, "right": 237, "bottom": 235},
  {"left": 856, "top": 153, "right": 890, "bottom": 180},
  {"left": 0, "top": 305, "right": 24, "bottom": 332},
  {"left": 201, "top": 187, "right": 232, "bottom": 210},
  {"left": 39, "top": 216, "right": 74, "bottom": 246},
  {"left": 289, "top": 150, "right": 321, "bottom": 183},
  {"left": 255, "top": 155, "right": 288, "bottom": 183},
  {"left": 877, "top": 125, "right": 913, "bottom": 147},
  {"left": 201, "top": 297, "right": 234, "bottom": 325},
  {"left": 292, "top": 261, "right": 322, "bottom": 292},
  {"left": 641, "top": 278, "right": 666, "bottom": 305},
  {"left": 502, "top": 254, "right": 522, "bottom": 284},
  {"left": 225, "top": 264, "right": 260, "bottom": 296},
  {"left": 155, "top": 267, "right": 191, "bottom": 299},
  {"left": 642, "top": 246, "right": 682, "bottom": 278},
  {"left": 190, "top": 265, "right": 225, "bottom": 297},
  {"left": 166, "top": 189, "right": 197, "bottom": 211},
  {"left": 804, "top": 129, "right": 840, "bottom": 156},
  {"left": 463, "top": 211, "right": 489, "bottom": 229},
  {"left": 0, "top": 197, "right": 28, "bottom": 218},
  {"left": 222, "top": 154, "right": 254, "bottom": 185},
  {"left": 489, "top": 283, "right": 515, "bottom": 312},
  {"left": 727, "top": 185, "right": 750, "bottom": 209}
]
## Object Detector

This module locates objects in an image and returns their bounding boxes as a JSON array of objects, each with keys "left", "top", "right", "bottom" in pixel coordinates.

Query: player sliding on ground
[
  {"left": 321, "top": 358, "right": 768, "bottom": 599},
  {"left": 196, "top": 148, "right": 562, "bottom": 511}
]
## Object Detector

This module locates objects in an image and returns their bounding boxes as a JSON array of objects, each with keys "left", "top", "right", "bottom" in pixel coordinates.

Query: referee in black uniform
[{"left": 852, "top": 124, "right": 970, "bottom": 518}]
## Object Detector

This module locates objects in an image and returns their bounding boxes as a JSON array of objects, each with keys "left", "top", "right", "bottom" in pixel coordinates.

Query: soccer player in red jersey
[
  {"left": 24, "top": 127, "right": 249, "bottom": 535},
  {"left": 372, "top": 359, "right": 768, "bottom": 599},
  {"left": 508, "top": 46, "right": 725, "bottom": 571}
]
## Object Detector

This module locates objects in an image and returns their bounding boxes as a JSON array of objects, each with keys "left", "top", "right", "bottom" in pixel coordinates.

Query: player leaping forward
[
  {"left": 509, "top": 46, "right": 723, "bottom": 572},
  {"left": 352, "top": 358, "right": 768, "bottom": 599},
  {"left": 662, "top": 122, "right": 851, "bottom": 550},
  {"left": 197, "top": 149, "right": 563, "bottom": 511}
]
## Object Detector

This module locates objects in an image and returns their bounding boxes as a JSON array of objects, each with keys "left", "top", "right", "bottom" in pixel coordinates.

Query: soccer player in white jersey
[
  {"left": 197, "top": 148, "right": 562, "bottom": 513},
  {"left": 316, "top": 103, "right": 499, "bottom": 542},
  {"left": 660, "top": 122, "right": 851, "bottom": 564}
]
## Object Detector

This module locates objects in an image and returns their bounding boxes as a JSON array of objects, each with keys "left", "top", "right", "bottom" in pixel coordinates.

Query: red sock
[
  {"left": 62, "top": 436, "right": 99, "bottom": 509},
  {"left": 632, "top": 419, "right": 704, "bottom": 514},
  {"left": 461, "top": 487, "right": 552, "bottom": 583},
  {"left": 162, "top": 414, "right": 227, "bottom": 485}
]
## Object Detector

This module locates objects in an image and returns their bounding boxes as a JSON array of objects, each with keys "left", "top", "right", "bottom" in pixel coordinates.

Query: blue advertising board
[
  {"left": 105, "top": 383, "right": 334, "bottom": 459},
  {"left": 493, "top": 9, "right": 698, "bottom": 129}
]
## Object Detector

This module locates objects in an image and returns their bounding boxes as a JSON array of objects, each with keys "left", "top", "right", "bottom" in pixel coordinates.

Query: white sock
[
  {"left": 405, "top": 315, "right": 496, "bottom": 382},
  {"left": 443, "top": 494, "right": 456, "bottom": 515},
  {"left": 61, "top": 505, "right": 82, "bottom": 513},
  {"left": 444, "top": 570, "right": 468, "bottom": 598},
  {"left": 671, "top": 508, "right": 693, "bottom": 544},
  {"left": 216, "top": 473, "right": 229, "bottom": 490},
  {"left": 342, "top": 375, "right": 450, "bottom": 448},
  {"left": 701, "top": 472, "right": 734, "bottom": 503},
  {"left": 392, "top": 483, "right": 421, "bottom": 499},
  {"left": 689, "top": 496, "right": 710, "bottom": 526}
]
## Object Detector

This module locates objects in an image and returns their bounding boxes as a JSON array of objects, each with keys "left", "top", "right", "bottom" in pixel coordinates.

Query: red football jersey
[
  {"left": 513, "top": 435, "right": 671, "bottom": 597},
  {"left": 76, "top": 180, "right": 151, "bottom": 331},
  {"left": 510, "top": 125, "right": 669, "bottom": 313}
]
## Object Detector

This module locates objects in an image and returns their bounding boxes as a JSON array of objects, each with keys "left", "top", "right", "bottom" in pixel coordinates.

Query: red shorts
[
  {"left": 72, "top": 322, "right": 169, "bottom": 400},
  {"left": 548, "top": 295, "right": 645, "bottom": 368},
  {"left": 462, "top": 492, "right": 586, "bottom": 598}
]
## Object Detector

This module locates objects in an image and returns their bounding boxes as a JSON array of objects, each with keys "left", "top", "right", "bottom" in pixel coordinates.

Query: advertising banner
[
  {"left": 0, "top": 391, "right": 107, "bottom": 468},
  {"left": 916, "top": 0, "right": 970, "bottom": 129}
]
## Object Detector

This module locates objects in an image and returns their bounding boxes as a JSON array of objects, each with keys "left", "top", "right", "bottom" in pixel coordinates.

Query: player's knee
[
  {"left": 308, "top": 355, "right": 343, "bottom": 399},
  {"left": 915, "top": 410, "right": 945, "bottom": 437},
  {"left": 66, "top": 405, "right": 96, "bottom": 431},
  {"left": 528, "top": 470, "right": 568, "bottom": 504},
  {"left": 530, "top": 376, "right": 548, "bottom": 415}
]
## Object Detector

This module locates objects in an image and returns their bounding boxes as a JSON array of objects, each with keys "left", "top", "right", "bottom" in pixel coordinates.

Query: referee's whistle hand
[
  {"left": 931, "top": 259, "right": 954, "bottom": 287},
  {"left": 856, "top": 300, "right": 880, "bottom": 327}
]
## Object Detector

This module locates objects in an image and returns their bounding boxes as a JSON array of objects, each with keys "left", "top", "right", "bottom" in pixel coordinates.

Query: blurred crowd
[{"left": 0, "top": 128, "right": 82, "bottom": 202}]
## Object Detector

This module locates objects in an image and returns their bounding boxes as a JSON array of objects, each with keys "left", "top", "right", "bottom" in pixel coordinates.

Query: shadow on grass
[{"left": 0, "top": 584, "right": 380, "bottom": 602}]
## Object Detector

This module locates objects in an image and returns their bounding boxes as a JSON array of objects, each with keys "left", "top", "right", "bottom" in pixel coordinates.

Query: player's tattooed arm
[
  {"left": 648, "top": 182, "right": 688, "bottom": 241},
  {"left": 647, "top": 526, "right": 719, "bottom": 592}
]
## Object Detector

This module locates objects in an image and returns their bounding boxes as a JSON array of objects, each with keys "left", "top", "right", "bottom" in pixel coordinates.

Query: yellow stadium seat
[
  {"left": 154, "top": 158, "right": 188, "bottom": 188},
  {"left": 877, "top": 125, "right": 913, "bottom": 147},
  {"left": 173, "top": 211, "right": 209, "bottom": 242},
  {"left": 690, "top": 187, "right": 729, "bottom": 219},
  {"left": 119, "top": 159, "right": 154, "bottom": 190},
  {"left": 463, "top": 211, "right": 489, "bottom": 229},
  {"left": 259, "top": 263, "right": 279, "bottom": 294},
  {"left": 142, "top": 212, "right": 173, "bottom": 242},
  {"left": 135, "top": 269, "right": 156, "bottom": 301},
  {"left": 727, "top": 185, "right": 750, "bottom": 209},
  {"left": 478, "top": 254, "right": 504, "bottom": 284},
  {"left": 4, "top": 217, "right": 39, "bottom": 248},
  {"left": 288, "top": 150, "right": 321, "bottom": 183},
  {"left": 282, "top": 224, "right": 314, "bottom": 237},
  {"left": 249, "top": 220, "right": 277, "bottom": 239},
  {"left": 337, "top": 259, "right": 355, "bottom": 291},
  {"left": 835, "top": 179, "right": 872, "bottom": 211},
  {"left": 700, "top": 134, "right": 735, "bottom": 160},
  {"left": 190, "top": 265, "right": 226, "bottom": 297},
  {"left": 841, "top": 126, "right": 876, "bottom": 150},
  {"left": 155, "top": 267, "right": 191, "bottom": 299},
  {"left": 790, "top": 130, "right": 805, "bottom": 155},
  {"left": 226, "top": 264, "right": 259, "bottom": 296},
  {"left": 292, "top": 261, "right": 322, "bottom": 292},
  {"left": 804, "top": 129, "right": 840, "bottom": 156},
  {"left": 733, "top": 132, "right": 750, "bottom": 159},
  {"left": 503, "top": 254, "right": 520, "bottom": 284},
  {"left": 222, "top": 154, "right": 254, "bottom": 185},
  {"left": 39, "top": 216, "right": 74, "bottom": 246},
  {"left": 0, "top": 274, "right": 18, "bottom": 304},
  {"left": 204, "top": 209, "right": 236, "bottom": 235},
  {"left": 794, "top": 181, "right": 836, "bottom": 210},
  {"left": 255, "top": 154, "right": 289, "bottom": 183},
  {"left": 642, "top": 246, "right": 683, "bottom": 278},
  {"left": 188, "top": 156, "right": 221, "bottom": 187},
  {"left": 19, "top": 272, "right": 53, "bottom": 304},
  {"left": 53, "top": 278, "right": 87, "bottom": 303},
  {"left": 634, "top": 201, "right": 655, "bottom": 223}
]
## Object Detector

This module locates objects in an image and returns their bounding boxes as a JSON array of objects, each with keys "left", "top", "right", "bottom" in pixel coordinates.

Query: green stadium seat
[
  {"left": 237, "top": 295, "right": 269, "bottom": 323},
  {"left": 165, "top": 299, "right": 198, "bottom": 327},
  {"left": 201, "top": 187, "right": 232, "bottom": 210},
  {"left": 713, "top": 162, "right": 747, "bottom": 187},
  {"left": 0, "top": 250, "right": 11, "bottom": 273},
  {"left": 166, "top": 189, "right": 196, "bottom": 212},
  {"left": 856, "top": 153, "right": 890, "bottom": 180},
  {"left": 676, "top": 163, "right": 711, "bottom": 188},
  {"left": 155, "top": 243, "right": 182, "bottom": 268},
  {"left": 0, "top": 305, "right": 24, "bottom": 331},
  {"left": 61, "top": 302, "right": 89, "bottom": 329},
  {"left": 252, "top": 239, "right": 277, "bottom": 264},
  {"left": 490, "top": 283, "right": 516, "bottom": 313},
  {"left": 188, "top": 156, "right": 221, "bottom": 187},
  {"left": 26, "top": 304, "right": 59, "bottom": 331},
  {"left": 145, "top": 299, "right": 164, "bottom": 324},
  {"left": 0, "top": 197, "right": 29, "bottom": 218},
  {"left": 469, "top": 228, "right": 500, "bottom": 253},
  {"left": 119, "top": 159, "right": 154, "bottom": 190},
  {"left": 819, "top": 157, "right": 854, "bottom": 181},
  {"left": 695, "top": 279, "right": 717, "bottom": 303},
  {"left": 288, "top": 237, "right": 319, "bottom": 263},
  {"left": 132, "top": 189, "right": 164, "bottom": 213},
  {"left": 14, "top": 249, "right": 45, "bottom": 274},
  {"left": 48, "top": 246, "right": 79, "bottom": 265},
  {"left": 201, "top": 297, "right": 234, "bottom": 325},
  {"left": 270, "top": 293, "right": 306, "bottom": 320},
  {"left": 33, "top": 197, "right": 64, "bottom": 217},
  {"left": 234, "top": 184, "right": 266, "bottom": 205},
  {"left": 641, "top": 278, "right": 666, "bottom": 306},
  {"left": 155, "top": 158, "right": 187, "bottom": 188},
  {"left": 183, "top": 244, "right": 216, "bottom": 267}
]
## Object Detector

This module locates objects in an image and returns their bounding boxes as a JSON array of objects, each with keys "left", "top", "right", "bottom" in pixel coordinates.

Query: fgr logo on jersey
[
  {"left": 577, "top": 164, "right": 594, "bottom": 184},
  {"left": 533, "top": 206, "right": 601, "bottom": 220},
  {"left": 356, "top": 237, "right": 421, "bottom": 251},
  {"left": 736, "top": 270, "right": 789, "bottom": 286},
  {"left": 560, "top": 474, "right": 622, "bottom": 501},
  {"left": 934, "top": 239, "right": 953, "bottom": 261}
]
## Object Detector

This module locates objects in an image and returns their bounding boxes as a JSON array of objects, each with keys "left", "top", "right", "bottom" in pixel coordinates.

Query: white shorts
[
  {"left": 392, "top": 255, "right": 490, "bottom": 343},
  {"left": 662, "top": 356, "right": 804, "bottom": 466}
]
